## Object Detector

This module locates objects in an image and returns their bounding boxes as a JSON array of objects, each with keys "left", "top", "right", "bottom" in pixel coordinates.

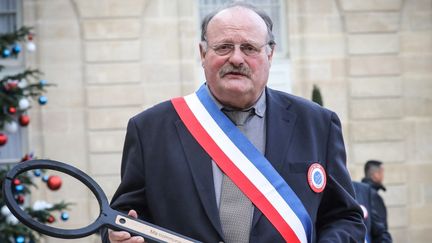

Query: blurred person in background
[
  {"left": 353, "top": 181, "right": 392, "bottom": 243},
  {"left": 362, "top": 160, "right": 392, "bottom": 242}
]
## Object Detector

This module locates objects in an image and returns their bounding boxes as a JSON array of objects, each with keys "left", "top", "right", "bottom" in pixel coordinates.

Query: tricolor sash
[
  {"left": 171, "top": 85, "right": 312, "bottom": 243},
  {"left": 365, "top": 235, "right": 370, "bottom": 243}
]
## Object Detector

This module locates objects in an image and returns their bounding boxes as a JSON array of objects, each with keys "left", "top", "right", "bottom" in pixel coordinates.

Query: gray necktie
[{"left": 219, "top": 110, "right": 253, "bottom": 243}]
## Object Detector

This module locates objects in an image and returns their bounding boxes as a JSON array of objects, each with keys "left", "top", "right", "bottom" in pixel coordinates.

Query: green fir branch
[
  {"left": 0, "top": 26, "right": 33, "bottom": 49},
  {"left": 0, "top": 69, "right": 42, "bottom": 82},
  {"left": 26, "top": 201, "right": 73, "bottom": 223}
]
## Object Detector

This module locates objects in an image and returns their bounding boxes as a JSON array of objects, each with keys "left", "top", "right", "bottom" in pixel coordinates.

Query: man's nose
[{"left": 228, "top": 45, "right": 245, "bottom": 66}]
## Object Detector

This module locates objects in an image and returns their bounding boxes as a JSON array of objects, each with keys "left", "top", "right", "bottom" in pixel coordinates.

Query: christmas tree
[
  {"left": 0, "top": 27, "right": 70, "bottom": 243},
  {"left": 0, "top": 26, "right": 52, "bottom": 146}
]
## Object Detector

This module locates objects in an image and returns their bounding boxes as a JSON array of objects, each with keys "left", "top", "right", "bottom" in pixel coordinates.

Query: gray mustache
[{"left": 219, "top": 65, "right": 251, "bottom": 78}]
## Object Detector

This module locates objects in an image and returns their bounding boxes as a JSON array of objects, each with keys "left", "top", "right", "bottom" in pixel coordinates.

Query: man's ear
[
  {"left": 199, "top": 42, "right": 206, "bottom": 64},
  {"left": 267, "top": 45, "right": 275, "bottom": 66}
]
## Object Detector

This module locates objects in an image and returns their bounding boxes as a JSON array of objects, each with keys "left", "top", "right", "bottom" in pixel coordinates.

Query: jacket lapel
[
  {"left": 174, "top": 120, "right": 225, "bottom": 239},
  {"left": 252, "top": 88, "right": 298, "bottom": 227}
]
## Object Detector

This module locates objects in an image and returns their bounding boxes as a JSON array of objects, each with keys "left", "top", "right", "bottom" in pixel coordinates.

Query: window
[
  {"left": 0, "top": 0, "right": 23, "bottom": 66},
  {"left": 0, "top": 0, "right": 20, "bottom": 34},
  {"left": 0, "top": 0, "right": 27, "bottom": 163}
]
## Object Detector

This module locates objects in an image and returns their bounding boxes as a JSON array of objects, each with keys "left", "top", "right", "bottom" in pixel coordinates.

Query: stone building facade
[{"left": 10, "top": 0, "right": 432, "bottom": 242}]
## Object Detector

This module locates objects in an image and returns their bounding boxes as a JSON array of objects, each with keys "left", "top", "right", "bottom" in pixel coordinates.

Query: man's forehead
[{"left": 207, "top": 7, "right": 267, "bottom": 35}]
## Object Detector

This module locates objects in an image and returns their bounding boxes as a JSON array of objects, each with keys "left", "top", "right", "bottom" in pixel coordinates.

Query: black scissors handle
[
  {"left": 101, "top": 207, "right": 199, "bottom": 243},
  {"left": 2, "top": 159, "right": 201, "bottom": 243}
]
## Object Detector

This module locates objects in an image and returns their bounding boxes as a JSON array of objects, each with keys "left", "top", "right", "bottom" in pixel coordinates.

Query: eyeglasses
[{"left": 207, "top": 42, "right": 271, "bottom": 57}]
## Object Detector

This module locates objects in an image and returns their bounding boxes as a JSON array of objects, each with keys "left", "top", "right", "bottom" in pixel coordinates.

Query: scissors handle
[
  {"left": 102, "top": 208, "right": 202, "bottom": 243},
  {"left": 3, "top": 159, "right": 202, "bottom": 242}
]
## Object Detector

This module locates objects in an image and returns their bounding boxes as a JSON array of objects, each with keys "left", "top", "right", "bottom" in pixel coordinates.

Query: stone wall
[
  {"left": 23, "top": 0, "right": 431, "bottom": 242},
  {"left": 400, "top": 0, "right": 432, "bottom": 241},
  {"left": 339, "top": 0, "right": 408, "bottom": 240}
]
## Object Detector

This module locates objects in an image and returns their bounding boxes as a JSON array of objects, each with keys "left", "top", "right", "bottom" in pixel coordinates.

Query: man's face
[
  {"left": 200, "top": 7, "right": 274, "bottom": 109},
  {"left": 372, "top": 167, "right": 384, "bottom": 184}
]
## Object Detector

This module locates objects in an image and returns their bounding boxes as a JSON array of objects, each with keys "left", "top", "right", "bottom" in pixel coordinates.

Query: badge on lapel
[{"left": 307, "top": 163, "right": 326, "bottom": 193}]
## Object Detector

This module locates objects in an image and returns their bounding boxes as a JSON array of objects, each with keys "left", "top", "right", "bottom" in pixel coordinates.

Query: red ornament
[
  {"left": 21, "top": 154, "right": 31, "bottom": 162},
  {"left": 47, "top": 175, "right": 62, "bottom": 190},
  {"left": 12, "top": 178, "right": 21, "bottom": 186},
  {"left": 16, "top": 195, "right": 25, "bottom": 204},
  {"left": 7, "top": 82, "right": 18, "bottom": 90},
  {"left": 0, "top": 133, "right": 8, "bottom": 146},
  {"left": 19, "top": 114, "right": 30, "bottom": 126},
  {"left": 8, "top": 107, "right": 16, "bottom": 114},
  {"left": 47, "top": 215, "right": 55, "bottom": 223}
]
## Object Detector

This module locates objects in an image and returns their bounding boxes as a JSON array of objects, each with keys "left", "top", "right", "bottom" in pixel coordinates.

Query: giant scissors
[{"left": 2, "top": 159, "right": 201, "bottom": 243}]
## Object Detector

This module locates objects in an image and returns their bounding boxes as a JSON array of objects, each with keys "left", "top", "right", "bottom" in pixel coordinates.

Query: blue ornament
[
  {"left": 15, "top": 236, "right": 25, "bottom": 243},
  {"left": 12, "top": 44, "right": 21, "bottom": 54},
  {"left": 38, "top": 96, "right": 48, "bottom": 105},
  {"left": 39, "top": 79, "right": 47, "bottom": 86},
  {"left": 33, "top": 169, "right": 42, "bottom": 177},
  {"left": 42, "top": 175, "right": 49, "bottom": 182},
  {"left": 15, "top": 184, "right": 24, "bottom": 192},
  {"left": 2, "top": 48, "right": 11, "bottom": 57},
  {"left": 61, "top": 212, "right": 69, "bottom": 221}
]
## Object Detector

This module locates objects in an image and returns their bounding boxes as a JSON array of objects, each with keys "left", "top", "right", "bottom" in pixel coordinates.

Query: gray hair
[{"left": 200, "top": 1, "right": 276, "bottom": 47}]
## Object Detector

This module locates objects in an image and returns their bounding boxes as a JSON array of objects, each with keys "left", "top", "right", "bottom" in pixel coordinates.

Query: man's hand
[{"left": 108, "top": 210, "right": 145, "bottom": 243}]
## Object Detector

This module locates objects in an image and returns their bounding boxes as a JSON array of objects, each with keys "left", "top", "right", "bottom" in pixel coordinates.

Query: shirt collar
[{"left": 205, "top": 84, "right": 266, "bottom": 118}]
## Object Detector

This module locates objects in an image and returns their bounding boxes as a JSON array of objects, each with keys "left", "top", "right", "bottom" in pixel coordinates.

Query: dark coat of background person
[
  {"left": 353, "top": 181, "right": 392, "bottom": 243},
  {"left": 362, "top": 177, "right": 391, "bottom": 233},
  {"left": 100, "top": 87, "right": 365, "bottom": 243}
]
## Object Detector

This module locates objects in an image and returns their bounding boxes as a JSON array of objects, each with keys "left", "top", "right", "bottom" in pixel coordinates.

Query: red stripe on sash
[{"left": 171, "top": 97, "right": 300, "bottom": 243}]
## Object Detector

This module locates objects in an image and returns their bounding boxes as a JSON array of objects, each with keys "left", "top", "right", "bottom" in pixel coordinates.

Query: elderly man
[{"left": 103, "top": 2, "right": 365, "bottom": 243}]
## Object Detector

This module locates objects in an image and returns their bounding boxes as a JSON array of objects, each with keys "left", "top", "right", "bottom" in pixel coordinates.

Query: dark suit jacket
[{"left": 101, "top": 87, "right": 365, "bottom": 242}]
